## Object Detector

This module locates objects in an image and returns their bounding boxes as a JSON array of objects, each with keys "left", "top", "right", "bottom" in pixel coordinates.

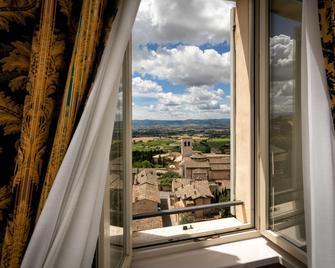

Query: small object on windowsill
[
  {"left": 183, "top": 226, "right": 188, "bottom": 230},
  {"left": 189, "top": 225, "right": 193, "bottom": 229}
]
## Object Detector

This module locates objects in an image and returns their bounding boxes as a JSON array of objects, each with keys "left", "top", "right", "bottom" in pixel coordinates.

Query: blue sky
[
  {"left": 131, "top": 0, "right": 297, "bottom": 119},
  {"left": 131, "top": 0, "right": 235, "bottom": 120}
]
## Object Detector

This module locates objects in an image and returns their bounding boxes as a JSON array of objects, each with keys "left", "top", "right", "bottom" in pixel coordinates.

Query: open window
[
  {"left": 257, "top": 0, "right": 307, "bottom": 264},
  {"left": 130, "top": 0, "right": 254, "bottom": 248},
  {"left": 102, "top": 0, "right": 308, "bottom": 267}
]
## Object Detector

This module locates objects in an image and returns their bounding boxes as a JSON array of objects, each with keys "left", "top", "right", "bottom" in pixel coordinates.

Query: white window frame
[
  {"left": 256, "top": 0, "right": 307, "bottom": 265},
  {"left": 98, "top": 43, "right": 133, "bottom": 268},
  {"left": 101, "top": 1, "right": 309, "bottom": 267}
]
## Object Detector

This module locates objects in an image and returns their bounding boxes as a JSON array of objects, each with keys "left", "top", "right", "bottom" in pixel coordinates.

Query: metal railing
[{"left": 132, "top": 200, "right": 244, "bottom": 220}]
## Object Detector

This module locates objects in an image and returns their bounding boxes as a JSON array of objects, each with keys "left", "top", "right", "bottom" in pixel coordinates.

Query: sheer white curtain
[
  {"left": 21, "top": 0, "right": 140, "bottom": 267},
  {"left": 301, "top": 0, "right": 335, "bottom": 267}
]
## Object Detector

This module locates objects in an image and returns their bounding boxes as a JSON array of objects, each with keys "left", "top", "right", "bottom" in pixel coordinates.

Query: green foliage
[
  {"left": 160, "top": 171, "right": 179, "bottom": 186},
  {"left": 212, "top": 188, "right": 233, "bottom": 218},
  {"left": 179, "top": 215, "right": 195, "bottom": 224},
  {"left": 132, "top": 136, "right": 230, "bottom": 167},
  {"left": 161, "top": 171, "right": 179, "bottom": 179},
  {"left": 192, "top": 137, "right": 230, "bottom": 153},
  {"left": 132, "top": 149, "right": 162, "bottom": 166},
  {"left": 132, "top": 138, "right": 179, "bottom": 152},
  {"left": 133, "top": 160, "right": 153, "bottom": 168},
  {"left": 192, "top": 141, "right": 210, "bottom": 153},
  {"left": 160, "top": 176, "right": 173, "bottom": 186}
]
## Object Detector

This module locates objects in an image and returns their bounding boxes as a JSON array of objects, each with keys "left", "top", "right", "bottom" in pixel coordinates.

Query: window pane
[
  {"left": 110, "top": 79, "right": 125, "bottom": 266},
  {"left": 269, "top": 0, "right": 306, "bottom": 251}
]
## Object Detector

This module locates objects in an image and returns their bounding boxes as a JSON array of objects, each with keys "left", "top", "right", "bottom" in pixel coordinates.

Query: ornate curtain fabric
[
  {"left": 319, "top": 0, "right": 335, "bottom": 129},
  {"left": 21, "top": 0, "right": 140, "bottom": 266},
  {"left": 0, "top": 0, "right": 116, "bottom": 267}
]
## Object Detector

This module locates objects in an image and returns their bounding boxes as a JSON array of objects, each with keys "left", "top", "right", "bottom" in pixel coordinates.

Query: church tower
[{"left": 181, "top": 136, "right": 193, "bottom": 157}]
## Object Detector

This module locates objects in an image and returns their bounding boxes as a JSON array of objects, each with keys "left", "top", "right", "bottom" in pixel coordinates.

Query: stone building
[
  {"left": 178, "top": 137, "right": 230, "bottom": 190},
  {"left": 181, "top": 136, "right": 193, "bottom": 157},
  {"left": 172, "top": 179, "right": 213, "bottom": 221},
  {"left": 132, "top": 169, "right": 162, "bottom": 231}
]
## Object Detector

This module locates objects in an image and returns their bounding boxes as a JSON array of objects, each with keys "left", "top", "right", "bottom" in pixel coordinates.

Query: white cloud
[
  {"left": 131, "top": 0, "right": 233, "bottom": 120},
  {"left": 270, "top": 80, "right": 294, "bottom": 98},
  {"left": 270, "top": 34, "right": 296, "bottom": 81},
  {"left": 132, "top": 84, "right": 230, "bottom": 120},
  {"left": 132, "top": 76, "right": 162, "bottom": 97},
  {"left": 269, "top": 35, "right": 298, "bottom": 115},
  {"left": 270, "top": 80, "right": 295, "bottom": 115},
  {"left": 134, "top": 45, "right": 230, "bottom": 86},
  {"left": 133, "top": 0, "right": 235, "bottom": 46}
]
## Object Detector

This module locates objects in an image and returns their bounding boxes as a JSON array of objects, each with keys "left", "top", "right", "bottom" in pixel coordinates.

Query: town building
[
  {"left": 178, "top": 137, "right": 230, "bottom": 190},
  {"left": 172, "top": 178, "right": 213, "bottom": 222},
  {"left": 132, "top": 169, "right": 162, "bottom": 231}
]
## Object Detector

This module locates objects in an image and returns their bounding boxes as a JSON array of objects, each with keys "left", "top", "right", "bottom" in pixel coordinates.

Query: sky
[
  {"left": 131, "top": 0, "right": 299, "bottom": 120},
  {"left": 270, "top": 12, "right": 301, "bottom": 116},
  {"left": 132, "top": 0, "right": 235, "bottom": 120}
]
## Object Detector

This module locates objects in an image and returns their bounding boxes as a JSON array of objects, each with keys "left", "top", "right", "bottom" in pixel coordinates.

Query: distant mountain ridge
[{"left": 132, "top": 119, "right": 230, "bottom": 129}]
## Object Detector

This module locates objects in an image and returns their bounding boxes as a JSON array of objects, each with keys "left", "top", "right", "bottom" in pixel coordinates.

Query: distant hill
[{"left": 132, "top": 119, "right": 230, "bottom": 129}]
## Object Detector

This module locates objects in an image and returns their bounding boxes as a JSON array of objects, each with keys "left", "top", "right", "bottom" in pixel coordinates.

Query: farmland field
[{"left": 132, "top": 136, "right": 230, "bottom": 153}]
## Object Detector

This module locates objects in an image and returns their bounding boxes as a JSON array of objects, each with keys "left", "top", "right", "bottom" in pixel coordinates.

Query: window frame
[
  {"left": 255, "top": 0, "right": 308, "bottom": 264},
  {"left": 100, "top": 0, "right": 309, "bottom": 266},
  {"left": 130, "top": 0, "right": 256, "bottom": 249},
  {"left": 98, "top": 43, "right": 133, "bottom": 268}
]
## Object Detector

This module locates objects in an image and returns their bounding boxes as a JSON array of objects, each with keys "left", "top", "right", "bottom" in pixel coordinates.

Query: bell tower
[{"left": 181, "top": 136, "right": 193, "bottom": 157}]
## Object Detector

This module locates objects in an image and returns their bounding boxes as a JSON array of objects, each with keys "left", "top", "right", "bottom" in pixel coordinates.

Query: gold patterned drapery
[
  {"left": 0, "top": 0, "right": 117, "bottom": 266},
  {"left": 319, "top": 0, "right": 335, "bottom": 129}
]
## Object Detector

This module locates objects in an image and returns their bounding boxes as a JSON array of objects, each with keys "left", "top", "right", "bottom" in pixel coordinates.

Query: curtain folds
[
  {"left": 0, "top": 0, "right": 116, "bottom": 267},
  {"left": 21, "top": 0, "right": 140, "bottom": 266},
  {"left": 36, "top": 0, "right": 106, "bottom": 220},
  {"left": 318, "top": 0, "right": 335, "bottom": 129},
  {"left": 302, "top": 0, "right": 335, "bottom": 267}
]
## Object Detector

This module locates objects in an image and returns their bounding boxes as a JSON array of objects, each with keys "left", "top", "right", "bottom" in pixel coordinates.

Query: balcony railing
[{"left": 132, "top": 200, "right": 244, "bottom": 220}]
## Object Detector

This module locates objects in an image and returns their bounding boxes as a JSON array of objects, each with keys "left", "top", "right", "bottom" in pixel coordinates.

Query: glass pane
[
  {"left": 110, "top": 79, "right": 125, "bottom": 266},
  {"left": 269, "top": 0, "right": 306, "bottom": 251}
]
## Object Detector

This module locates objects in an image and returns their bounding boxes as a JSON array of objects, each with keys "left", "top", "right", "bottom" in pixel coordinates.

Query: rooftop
[
  {"left": 133, "top": 183, "right": 160, "bottom": 203},
  {"left": 174, "top": 180, "right": 213, "bottom": 200}
]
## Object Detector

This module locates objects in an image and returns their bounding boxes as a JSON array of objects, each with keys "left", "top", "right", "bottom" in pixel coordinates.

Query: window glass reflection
[
  {"left": 110, "top": 80, "right": 125, "bottom": 266},
  {"left": 269, "top": 0, "right": 306, "bottom": 251}
]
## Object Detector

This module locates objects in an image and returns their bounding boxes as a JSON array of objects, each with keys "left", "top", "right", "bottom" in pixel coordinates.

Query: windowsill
[
  {"left": 131, "top": 217, "right": 247, "bottom": 247},
  {"left": 131, "top": 237, "right": 306, "bottom": 268}
]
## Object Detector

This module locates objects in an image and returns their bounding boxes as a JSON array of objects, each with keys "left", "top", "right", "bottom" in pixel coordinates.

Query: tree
[
  {"left": 157, "top": 155, "right": 162, "bottom": 165},
  {"left": 160, "top": 171, "right": 179, "bottom": 180},
  {"left": 141, "top": 160, "right": 153, "bottom": 168},
  {"left": 159, "top": 171, "right": 179, "bottom": 186}
]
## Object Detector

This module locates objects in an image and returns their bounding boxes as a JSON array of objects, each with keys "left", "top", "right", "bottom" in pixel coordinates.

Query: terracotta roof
[
  {"left": 174, "top": 180, "right": 213, "bottom": 200},
  {"left": 174, "top": 155, "right": 183, "bottom": 162},
  {"left": 172, "top": 178, "right": 192, "bottom": 191},
  {"left": 206, "top": 155, "right": 230, "bottom": 164},
  {"left": 132, "top": 183, "right": 160, "bottom": 203},
  {"left": 210, "top": 164, "right": 230, "bottom": 171},
  {"left": 134, "top": 169, "right": 158, "bottom": 185},
  {"left": 190, "top": 152, "right": 207, "bottom": 160},
  {"left": 180, "top": 153, "right": 230, "bottom": 171},
  {"left": 183, "top": 157, "right": 210, "bottom": 168},
  {"left": 204, "top": 153, "right": 230, "bottom": 158}
]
